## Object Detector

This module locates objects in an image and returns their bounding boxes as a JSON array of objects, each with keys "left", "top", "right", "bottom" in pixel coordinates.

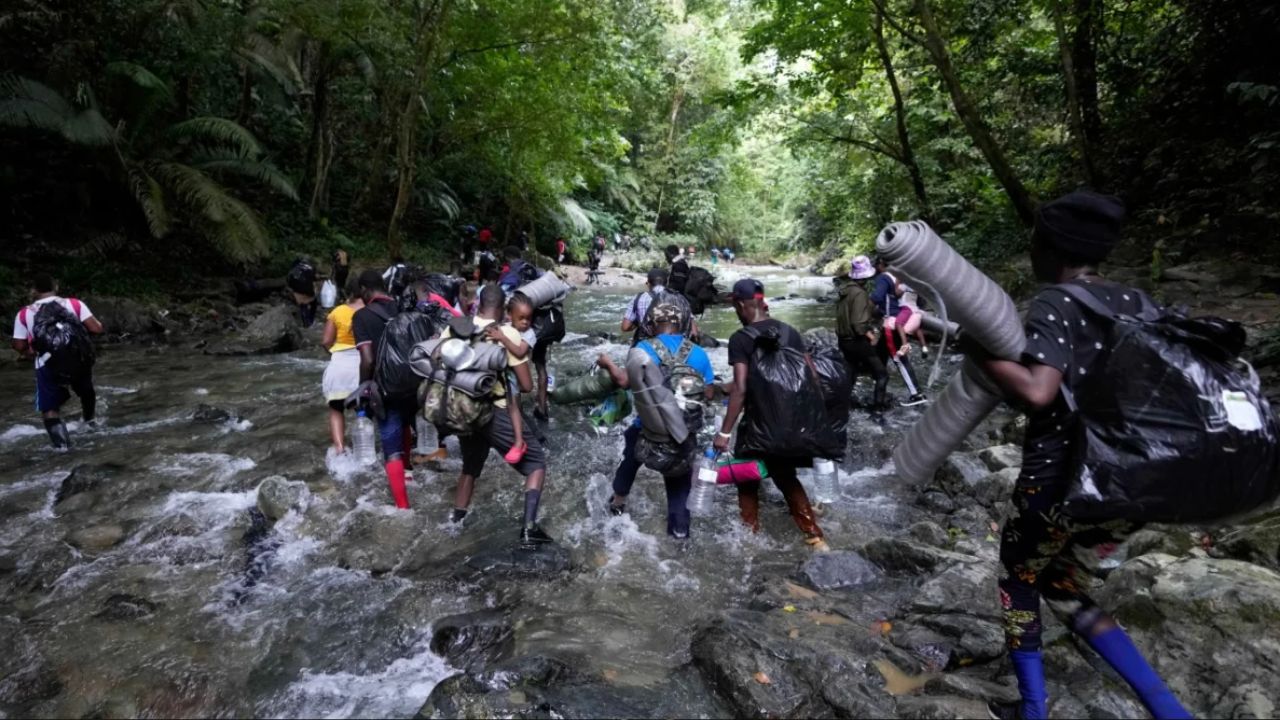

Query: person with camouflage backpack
[{"left": 11, "top": 274, "right": 103, "bottom": 448}]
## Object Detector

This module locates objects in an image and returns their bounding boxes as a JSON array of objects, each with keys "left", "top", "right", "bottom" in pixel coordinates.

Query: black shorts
[
  {"left": 460, "top": 410, "right": 547, "bottom": 477},
  {"left": 532, "top": 339, "right": 552, "bottom": 365}
]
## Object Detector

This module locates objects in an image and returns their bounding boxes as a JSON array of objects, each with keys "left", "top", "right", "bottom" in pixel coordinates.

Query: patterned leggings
[{"left": 999, "top": 482, "right": 1142, "bottom": 651}]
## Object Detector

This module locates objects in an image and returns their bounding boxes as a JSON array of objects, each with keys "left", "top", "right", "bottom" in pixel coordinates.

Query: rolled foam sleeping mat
[
  {"left": 918, "top": 311, "right": 960, "bottom": 339},
  {"left": 551, "top": 371, "right": 616, "bottom": 405},
  {"left": 874, "top": 221, "right": 1026, "bottom": 484},
  {"left": 516, "top": 272, "right": 572, "bottom": 308},
  {"left": 410, "top": 339, "right": 444, "bottom": 378},
  {"left": 428, "top": 368, "right": 495, "bottom": 397},
  {"left": 626, "top": 347, "right": 689, "bottom": 443}
]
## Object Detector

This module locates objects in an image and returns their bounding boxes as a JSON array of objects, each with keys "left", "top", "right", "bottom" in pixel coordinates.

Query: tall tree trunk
[
  {"left": 386, "top": 0, "right": 451, "bottom": 258},
  {"left": 872, "top": 10, "right": 930, "bottom": 217},
  {"left": 307, "top": 60, "right": 333, "bottom": 218},
  {"left": 913, "top": 0, "right": 1037, "bottom": 226},
  {"left": 652, "top": 83, "right": 685, "bottom": 234},
  {"left": 237, "top": 66, "right": 253, "bottom": 126},
  {"left": 1049, "top": 0, "right": 1099, "bottom": 186},
  {"left": 1072, "top": 0, "right": 1103, "bottom": 146}
]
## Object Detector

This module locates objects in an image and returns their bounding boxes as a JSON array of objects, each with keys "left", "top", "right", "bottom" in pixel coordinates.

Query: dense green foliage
[{"left": 1, "top": 0, "right": 1276, "bottom": 285}]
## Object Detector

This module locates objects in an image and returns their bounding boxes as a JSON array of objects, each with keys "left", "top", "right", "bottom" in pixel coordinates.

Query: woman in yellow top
[{"left": 321, "top": 281, "right": 364, "bottom": 453}]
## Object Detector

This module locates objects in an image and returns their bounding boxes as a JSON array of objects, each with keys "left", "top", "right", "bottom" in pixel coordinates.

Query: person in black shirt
[
  {"left": 351, "top": 270, "right": 414, "bottom": 510},
  {"left": 714, "top": 278, "right": 828, "bottom": 551},
  {"left": 665, "top": 244, "right": 690, "bottom": 294},
  {"left": 964, "top": 192, "right": 1189, "bottom": 720}
]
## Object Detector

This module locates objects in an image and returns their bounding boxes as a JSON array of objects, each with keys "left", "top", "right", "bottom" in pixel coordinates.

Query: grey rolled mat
[
  {"left": 551, "top": 371, "right": 617, "bottom": 405},
  {"left": 428, "top": 368, "right": 496, "bottom": 397},
  {"left": 875, "top": 221, "right": 1026, "bottom": 484},
  {"left": 626, "top": 347, "right": 689, "bottom": 443}
]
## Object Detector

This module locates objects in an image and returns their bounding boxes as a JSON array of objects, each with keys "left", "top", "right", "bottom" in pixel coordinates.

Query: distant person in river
[
  {"left": 714, "top": 279, "right": 829, "bottom": 552},
  {"left": 287, "top": 257, "right": 319, "bottom": 328},
  {"left": 322, "top": 276, "right": 365, "bottom": 454},
  {"left": 605, "top": 302, "right": 715, "bottom": 539},
  {"left": 964, "top": 192, "right": 1190, "bottom": 720},
  {"left": 555, "top": 237, "right": 567, "bottom": 265},
  {"left": 443, "top": 284, "right": 552, "bottom": 548},
  {"left": 12, "top": 274, "right": 103, "bottom": 448},
  {"left": 665, "top": 244, "right": 690, "bottom": 294},
  {"left": 870, "top": 256, "right": 926, "bottom": 407},
  {"left": 835, "top": 256, "right": 889, "bottom": 417}
]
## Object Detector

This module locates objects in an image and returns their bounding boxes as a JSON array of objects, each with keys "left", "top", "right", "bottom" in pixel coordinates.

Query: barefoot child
[{"left": 484, "top": 292, "right": 536, "bottom": 464}]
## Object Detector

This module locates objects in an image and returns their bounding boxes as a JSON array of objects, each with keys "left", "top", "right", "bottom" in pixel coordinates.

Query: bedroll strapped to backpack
[
  {"left": 371, "top": 305, "right": 439, "bottom": 399},
  {"left": 736, "top": 325, "right": 843, "bottom": 461},
  {"left": 627, "top": 338, "right": 706, "bottom": 476},
  {"left": 1056, "top": 282, "right": 1280, "bottom": 523},
  {"left": 413, "top": 331, "right": 507, "bottom": 436},
  {"left": 26, "top": 300, "right": 95, "bottom": 383}
]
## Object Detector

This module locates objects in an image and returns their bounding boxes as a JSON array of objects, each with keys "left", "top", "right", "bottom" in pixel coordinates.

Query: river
[{"left": 0, "top": 266, "right": 949, "bottom": 717}]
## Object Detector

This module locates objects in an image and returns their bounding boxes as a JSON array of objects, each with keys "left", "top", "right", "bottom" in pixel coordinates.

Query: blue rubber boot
[
  {"left": 1010, "top": 649, "right": 1049, "bottom": 719},
  {"left": 1084, "top": 625, "right": 1192, "bottom": 719}
]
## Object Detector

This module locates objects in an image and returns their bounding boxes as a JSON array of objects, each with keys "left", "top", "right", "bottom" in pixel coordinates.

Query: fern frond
[
  {"left": 105, "top": 62, "right": 173, "bottom": 101},
  {"left": 168, "top": 117, "right": 262, "bottom": 157},
  {"left": 60, "top": 108, "right": 115, "bottom": 146},
  {"left": 127, "top": 165, "right": 171, "bottom": 237},
  {"left": 553, "top": 197, "right": 594, "bottom": 235},
  {"left": 149, "top": 160, "right": 270, "bottom": 261},
  {"left": 194, "top": 151, "right": 299, "bottom": 201},
  {"left": 239, "top": 34, "right": 303, "bottom": 94}
]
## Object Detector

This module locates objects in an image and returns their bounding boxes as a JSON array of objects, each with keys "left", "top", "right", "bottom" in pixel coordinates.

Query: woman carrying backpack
[{"left": 963, "top": 192, "right": 1190, "bottom": 720}]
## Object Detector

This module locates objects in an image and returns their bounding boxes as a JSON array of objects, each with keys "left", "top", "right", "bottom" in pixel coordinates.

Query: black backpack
[
  {"left": 286, "top": 260, "right": 316, "bottom": 295},
  {"left": 683, "top": 266, "right": 718, "bottom": 315},
  {"left": 1054, "top": 284, "right": 1279, "bottom": 523},
  {"left": 669, "top": 259, "right": 690, "bottom": 293},
  {"left": 28, "top": 300, "right": 95, "bottom": 383},
  {"left": 808, "top": 343, "right": 853, "bottom": 443},
  {"left": 736, "top": 324, "right": 843, "bottom": 461},
  {"left": 533, "top": 306, "right": 566, "bottom": 344},
  {"left": 371, "top": 304, "right": 439, "bottom": 399}
]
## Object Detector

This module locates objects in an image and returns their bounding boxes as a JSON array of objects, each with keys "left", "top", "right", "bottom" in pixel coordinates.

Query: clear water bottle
[
  {"left": 688, "top": 449, "right": 719, "bottom": 517},
  {"left": 546, "top": 372, "right": 556, "bottom": 393},
  {"left": 415, "top": 416, "right": 437, "bottom": 455},
  {"left": 353, "top": 410, "right": 378, "bottom": 466},
  {"left": 812, "top": 458, "right": 837, "bottom": 504}
]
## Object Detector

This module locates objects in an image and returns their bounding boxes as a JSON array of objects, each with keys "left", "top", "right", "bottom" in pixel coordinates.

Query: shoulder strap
[
  {"left": 675, "top": 338, "right": 695, "bottom": 365},
  {"left": 1056, "top": 282, "right": 1117, "bottom": 322},
  {"left": 68, "top": 298, "right": 82, "bottom": 317},
  {"left": 651, "top": 337, "right": 676, "bottom": 365},
  {"left": 19, "top": 307, "right": 28, "bottom": 331},
  {"left": 367, "top": 300, "right": 395, "bottom": 323}
]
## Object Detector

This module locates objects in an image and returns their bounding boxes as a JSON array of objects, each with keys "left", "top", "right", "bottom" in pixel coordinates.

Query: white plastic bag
[{"left": 319, "top": 280, "right": 338, "bottom": 308}]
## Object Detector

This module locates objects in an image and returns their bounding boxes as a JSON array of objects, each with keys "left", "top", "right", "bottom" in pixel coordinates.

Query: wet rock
[
  {"left": 971, "top": 468, "right": 1019, "bottom": 508},
  {"left": 192, "top": 404, "right": 233, "bottom": 423},
  {"left": 255, "top": 476, "right": 309, "bottom": 521},
  {"left": 924, "top": 672, "right": 1018, "bottom": 704},
  {"left": 205, "top": 305, "right": 302, "bottom": 355},
  {"left": 94, "top": 593, "right": 159, "bottom": 621},
  {"left": 1096, "top": 556, "right": 1280, "bottom": 717},
  {"left": 977, "top": 444, "right": 1022, "bottom": 473},
  {"left": 0, "top": 554, "right": 16, "bottom": 574},
  {"left": 907, "top": 521, "right": 950, "bottom": 548},
  {"left": 67, "top": 524, "right": 125, "bottom": 551},
  {"left": 797, "top": 550, "right": 880, "bottom": 590},
  {"left": 802, "top": 327, "right": 839, "bottom": 349},
  {"left": 337, "top": 510, "right": 421, "bottom": 574},
  {"left": 861, "top": 537, "right": 974, "bottom": 574},
  {"left": 55, "top": 463, "right": 113, "bottom": 504},
  {"left": 936, "top": 452, "right": 988, "bottom": 492},
  {"left": 429, "top": 610, "right": 515, "bottom": 671},
  {"left": 1126, "top": 526, "right": 1195, "bottom": 559},
  {"left": 0, "top": 618, "right": 61, "bottom": 705},
  {"left": 1213, "top": 509, "right": 1280, "bottom": 570},
  {"left": 698, "top": 334, "right": 721, "bottom": 349},
  {"left": 910, "top": 561, "right": 998, "bottom": 618},
  {"left": 456, "top": 542, "right": 572, "bottom": 583},
  {"left": 917, "top": 490, "right": 957, "bottom": 514},
  {"left": 86, "top": 296, "right": 168, "bottom": 339},
  {"left": 691, "top": 612, "right": 827, "bottom": 718},
  {"left": 894, "top": 694, "right": 989, "bottom": 719}
]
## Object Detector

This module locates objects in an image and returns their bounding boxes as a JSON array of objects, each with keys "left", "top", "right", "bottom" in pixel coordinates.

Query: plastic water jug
[
  {"left": 415, "top": 417, "right": 438, "bottom": 455},
  {"left": 812, "top": 459, "right": 837, "bottom": 504},
  {"left": 353, "top": 411, "right": 377, "bottom": 465},
  {"left": 688, "top": 450, "right": 718, "bottom": 517}
]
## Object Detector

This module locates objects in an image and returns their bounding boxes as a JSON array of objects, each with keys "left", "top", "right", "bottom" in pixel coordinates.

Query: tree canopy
[{"left": 1, "top": 0, "right": 1276, "bottom": 282}]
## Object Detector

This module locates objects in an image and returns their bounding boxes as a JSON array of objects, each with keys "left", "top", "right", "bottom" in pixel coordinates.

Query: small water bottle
[
  {"left": 415, "top": 416, "right": 437, "bottom": 455},
  {"left": 353, "top": 411, "right": 378, "bottom": 466},
  {"left": 546, "top": 372, "right": 556, "bottom": 393},
  {"left": 688, "top": 449, "right": 719, "bottom": 517},
  {"left": 812, "top": 458, "right": 837, "bottom": 504}
]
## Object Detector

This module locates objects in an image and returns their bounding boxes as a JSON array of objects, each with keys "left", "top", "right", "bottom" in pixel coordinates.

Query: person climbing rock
[
  {"left": 835, "top": 255, "right": 889, "bottom": 418},
  {"left": 606, "top": 303, "right": 715, "bottom": 539},
  {"left": 11, "top": 274, "right": 103, "bottom": 448},
  {"left": 714, "top": 278, "right": 829, "bottom": 552},
  {"left": 964, "top": 192, "right": 1191, "bottom": 720},
  {"left": 443, "top": 284, "right": 552, "bottom": 548},
  {"left": 870, "top": 255, "right": 926, "bottom": 407}
]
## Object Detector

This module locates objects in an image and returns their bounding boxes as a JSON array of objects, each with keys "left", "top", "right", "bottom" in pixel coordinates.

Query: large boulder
[
  {"left": 67, "top": 524, "right": 126, "bottom": 551},
  {"left": 861, "top": 537, "right": 975, "bottom": 574},
  {"left": 1098, "top": 555, "right": 1280, "bottom": 718},
  {"left": 429, "top": 611, "right": 515, "bottom": 672},
  {"left": 255, "top": 476, "right": 309, "bottom": 522},
  {"left": 206, "top": 305, "right": 302, "bottom": 355},
  {"left": 85, "top": 296, "right": 169, "bottom": 339},
  {"left": 977, "top": 444, "right": 1022, "bottom": 473},
  {"left": 454, "top": 542, "right": 573, "bottom": 583},
  {"left": 797, "top": 550, "right": 880, "bottom": 591},
  {"left": 337, "top": 510, "right": 422, "bottom": 574}
]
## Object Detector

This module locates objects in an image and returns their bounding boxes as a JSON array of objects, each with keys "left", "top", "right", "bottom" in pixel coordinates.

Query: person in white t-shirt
[{"left": 11, "top": 274, "right": 104, "bottom": 448}]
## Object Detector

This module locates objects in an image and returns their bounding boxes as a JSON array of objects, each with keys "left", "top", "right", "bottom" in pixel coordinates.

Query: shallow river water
[{"left": 0, "top": 266, "right": 946, "bottom": 718}]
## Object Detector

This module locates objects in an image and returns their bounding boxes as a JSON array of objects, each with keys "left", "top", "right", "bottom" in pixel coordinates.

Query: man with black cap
[
  {"left": 713, "top": 278, "right": 829, "bottom": 551},
  {"left": 962, "top": 191, "right": 1189, "bottom": 720}
]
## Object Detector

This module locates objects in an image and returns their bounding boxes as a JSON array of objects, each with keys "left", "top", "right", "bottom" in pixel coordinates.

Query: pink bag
[{"left": 717, "top": 457, "right": 769, "bottom": 485}]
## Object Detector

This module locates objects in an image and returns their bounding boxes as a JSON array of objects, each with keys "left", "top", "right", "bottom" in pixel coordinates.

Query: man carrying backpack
[
  {"left": 12, "top": 274, "right": 103, "bottom": 448},
  {"left": 352, "top": 270, "right": 437, "bottom": 510},
  {"left": 442, "top": 284, "right": 552, "bottom": 548},
  {"left": 665, "top": 245, "right": 690, "bottom": 294},
  {"left": 835, "top": 256, "right": 889, "bottom": 417},
  {"left": 714, "top": 279, "right": 830, "bottom": 552},
  {"left": 606, "top": 302, "right": 715, "bottom": 539},
  {"left": 287, "top": 257, "right": 319, "bottom": 328},
  {"left": 623, "top": 268, "right": 697, "bottom": 347},
  {"left": 964, "top": 192, "right": 1191, "bottom": 720}
]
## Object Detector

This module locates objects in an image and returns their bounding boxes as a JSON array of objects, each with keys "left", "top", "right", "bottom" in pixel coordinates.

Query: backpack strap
[
  {"left": 1056, "top": 282, "right": 1118, "bottom": 321},
  {"left": 18, "top": 306, "right": 29, "bottom": 334},
  {"left": 68, "top": 298, "right": 82, "bottom": 318},
  {"left": 650, "top": 337, "right": 676, "bottom": 366},
  {"left": 675, "top": 337, "right": 695, "bottom": 365}
]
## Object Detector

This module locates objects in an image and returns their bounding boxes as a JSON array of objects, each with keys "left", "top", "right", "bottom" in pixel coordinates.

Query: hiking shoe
[
  {"left": 608, "top": 503, "right": 626, "bottom": 517},
  {"left": 448, "top": 508, "right": 469, "bottom": 524},
  {"left": 533, "top": 408, "right": 549, "bottom": 422},
  {"left": 805, "top": 536, "right": 831, "bottom": 552},
  {"left": 986, "top": 701, "right": 1021, "bottom": 720},
  {"left": 900, "top": 394, "right": 928, "bottom": 407},
  {"left": 519, "top": 523, "right": 553, "bottom": 548}
]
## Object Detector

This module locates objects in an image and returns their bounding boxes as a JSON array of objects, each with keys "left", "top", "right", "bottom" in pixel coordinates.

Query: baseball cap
[{"left": 731, "top": 278, "right": 764, "bottom": 301}]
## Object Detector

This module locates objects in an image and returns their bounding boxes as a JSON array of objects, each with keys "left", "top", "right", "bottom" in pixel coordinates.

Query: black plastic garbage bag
[
  {"left": 637, "top": 431, "right": 697, "bottom": 477},
  {"left": 1060, "top": 285, "right": 1279, "bottom": 523},
  {"left": 736, "top": 325, "right": 844, "bottom": 461},
  {"left": 808, "top": 344, "right": 853, "bottom": 441}
]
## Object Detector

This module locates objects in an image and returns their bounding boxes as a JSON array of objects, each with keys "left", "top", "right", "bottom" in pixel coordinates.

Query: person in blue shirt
[{"left": 599, "top": 304, "right": 714, "bottom": 539}]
